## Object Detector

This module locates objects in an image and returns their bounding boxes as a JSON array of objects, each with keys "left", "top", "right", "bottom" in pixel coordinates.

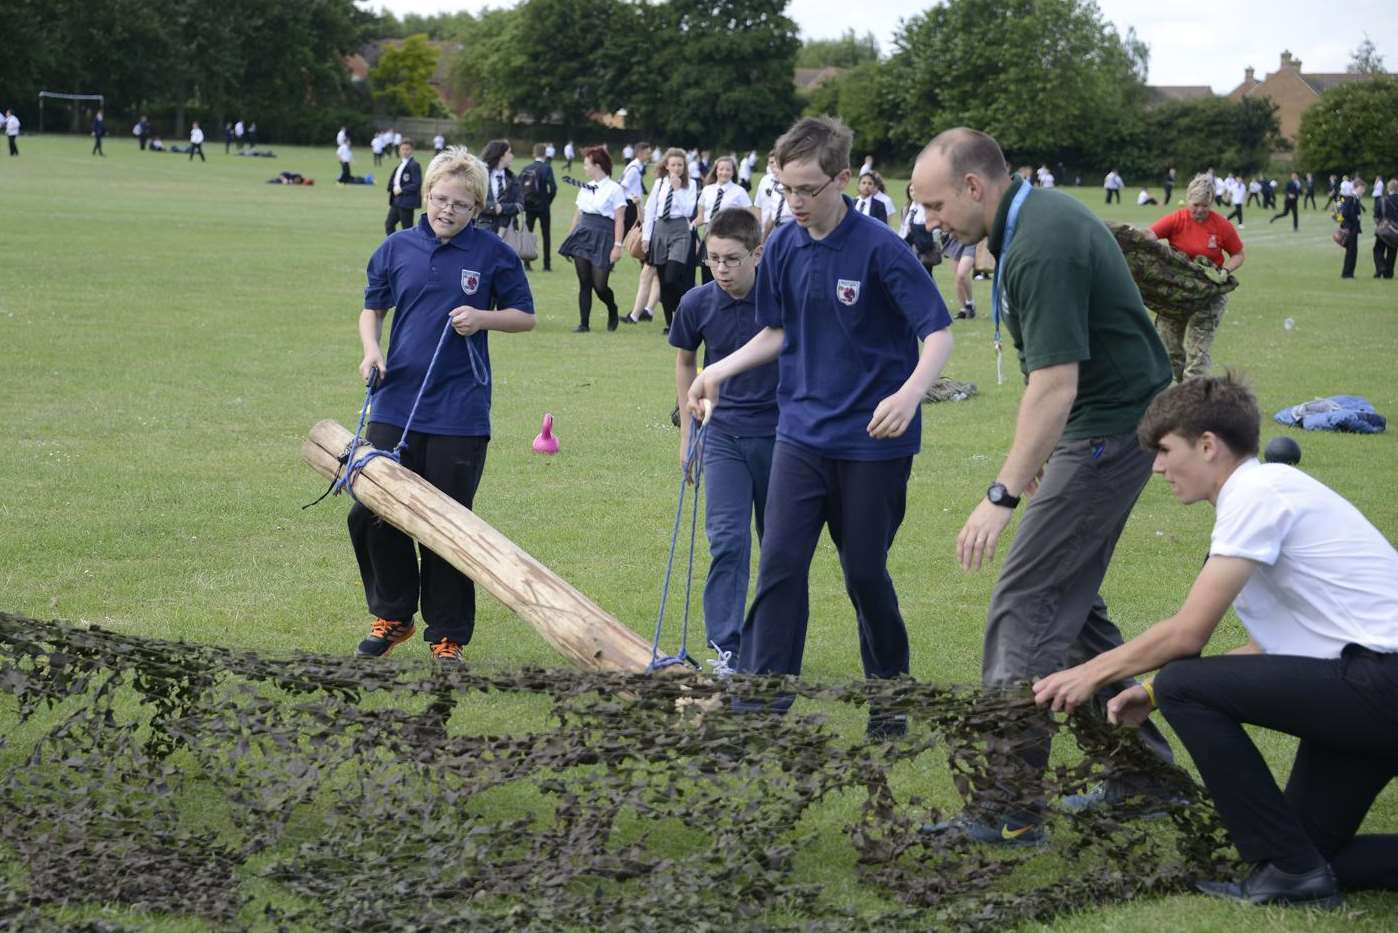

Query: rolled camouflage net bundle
[
  {"left": 1109, "top": 223, "right": 1238, "bottom": 323},
  {"left": 923, "top": 377, "right": 978, "bottom": 403}
]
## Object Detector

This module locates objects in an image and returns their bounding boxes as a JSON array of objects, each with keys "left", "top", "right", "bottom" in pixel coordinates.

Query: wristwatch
[{"left": 986, "top": 482, "right": 1020, "bottom": 509}]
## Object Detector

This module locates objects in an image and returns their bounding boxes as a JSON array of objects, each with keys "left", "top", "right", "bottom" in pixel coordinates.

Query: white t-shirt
[
  {"left": 336, "top": 128, "right": 347, "bottom": 147},
  {"left": 620, "top": 159, "right": 647, "bottom": 200},
  {"left": 5, "top": 115, "right": 19, "bottom": 136},
  {"left": 1210, "top": 458, "right": 1398, "bottom": 658},
  {"left": 1340, "top": 179, "right": 1355, "bottom": 196},
  {"left": 576, "top": 177, "right": 627, "bottom": 218},
  {"left": 899, "top": 202, "right": 928, "bottom": 239},
  {"left": 190, "top": 127, "right": 205, "bottom": 144},
  {"left": 1041, "top": 172, "right": 1055, "bottom": 188},
  {"left": 1137, "top": 190, "right": 1152, "bottom": 205},
  {"left": 371, "top": 135, "right": 385, "bottom": 155},
  {"left": 738, "top": 153, "right": 756, "bottom": 182},
  {"left": 433, "top": 134, "right": 445, "bottom": 150},
  {"left": 234, "top": 121, "right": 244, "bottom": 138},
  {"left": 643, "top": 177, "right": 700, "bottom": 240},
  {"left": 337, "top": 142, "right": 351, "bottom": 163},
  {"left": 756, "top": 171, "right": 780, "bottom": 225},
  {"left": 1230, "top": 180, "right": 1245, "bottom": 206},
  {"left": 698, "top": 181, "right": 752, "bottom": 220},
  {"left": 563, "top": 142, "right": 575, "bottom": 159},
  {"left": 874, "top": 190, "right": 896, "bottom": 217}
]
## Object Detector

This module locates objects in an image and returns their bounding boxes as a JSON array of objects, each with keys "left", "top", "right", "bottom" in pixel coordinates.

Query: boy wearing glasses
[
  {"left": 350, "top": 147, "right": 536, "bottom": 665},
  {"left": 671, "top": 209, "right": 778, "bottom": 663},
  {"left": 687, "top": 117, "right": 954, "bottom": 733}
]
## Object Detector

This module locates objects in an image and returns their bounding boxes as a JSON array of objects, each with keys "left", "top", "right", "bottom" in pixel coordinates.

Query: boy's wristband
[{"left": 1140, "top": 680, "right": 1157, "bottom": 709}]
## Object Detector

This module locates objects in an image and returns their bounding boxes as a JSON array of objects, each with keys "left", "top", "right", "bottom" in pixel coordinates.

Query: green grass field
[{"left": 3, "top": 135, "right": 1397, "bottom": 930}]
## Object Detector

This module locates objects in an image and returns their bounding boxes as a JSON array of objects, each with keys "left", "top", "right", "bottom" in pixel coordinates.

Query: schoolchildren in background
[
  {"left": 558, "top": 146, "right": 627, "bottom": 332},
  {"left": 695, "top": 155, "right": 754, "bottom": 284},
  {"left": 642, "top": 147, "right": 701, "bottom": 333}
]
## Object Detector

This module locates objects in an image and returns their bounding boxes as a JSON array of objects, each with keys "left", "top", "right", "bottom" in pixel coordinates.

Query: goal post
[{"left": 38, "top": 91, "right": 105, "bottom": 133}]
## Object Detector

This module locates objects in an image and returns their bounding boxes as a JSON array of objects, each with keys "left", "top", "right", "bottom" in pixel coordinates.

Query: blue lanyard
[
  {"left": 991, "top": 179, "right": 1031, "bottom": 347},
  {"left": 989, "top": 180, "right": 1031, "bottom": 386}
]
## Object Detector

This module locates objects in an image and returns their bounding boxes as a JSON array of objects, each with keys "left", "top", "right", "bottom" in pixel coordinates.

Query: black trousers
[
  {"left": 1163, "top": 184, "right": 1173, "bottom": 204},
  {"left": 571, "top": 257, "right": 617, "bottom": 328},
  {"left": 339, "top": 161, "right": 351, "bottom": 183},
  {"left": 525, "top": 207, "right": 551, "bottom": 268},
  {"left": 736, "top": 442, "right": 913, "bottom": 686},
  {"left": 1342, "top": 229, "right": 1359, "bottom": 277},
  {"left": 658, "top": 257, "right": 694, "bottom": 327},
  {"left": 1304, "top": 191, "right": 1318, "bottom": 209},
  {"left": 1247, "top": 192, "right": 1260, "bottom": 207},
  {"left": 1156, "top": 647, "right": 1398, "bottom": 890},
  {"left": 6, "top": 136, "right": 16, "bottom": 156},
  {"left": 92, "top": 136, "right": 104, "bottom": 155},
  {"left": 1105, "top": 189, "right": 1120, "bottom": 204},
  {"left": 385, "top": 205, "right": 414, "bottom": 236},
  {"left": 1374, "top": 236, "right": 1396, "bottom": 278},
  {"left": 1226, "top": 204, "right": 1243, "bottom": 225},
  {"left": 1271, "top": 199, "right": 1299, "bottom": 230},
  {"left": 347, "top": 423, "right": 489, "bottom": 645},
  {"left": 188, "top": 143, "right": 204, "bottom": 162}
]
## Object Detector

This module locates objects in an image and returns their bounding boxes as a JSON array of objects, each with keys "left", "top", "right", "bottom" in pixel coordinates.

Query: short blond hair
[
  {"left": 1185, "top": 174, "right": 1213, "bottom": 206},
  {"left": 424, "top": 146, "right": 487, "bottom": 208}
]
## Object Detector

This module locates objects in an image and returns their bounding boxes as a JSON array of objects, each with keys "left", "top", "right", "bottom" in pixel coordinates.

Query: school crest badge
[
  {"left": 836, "top": 279, "right": 861, "bottom": 306},
  {"left": 461, "top": 270, "right": 480, "bottom": 295}
]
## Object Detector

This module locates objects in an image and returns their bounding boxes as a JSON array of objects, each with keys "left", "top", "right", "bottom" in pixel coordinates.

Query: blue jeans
[{"left": 701, "top": 431, "right": 774, "bottom": 658}]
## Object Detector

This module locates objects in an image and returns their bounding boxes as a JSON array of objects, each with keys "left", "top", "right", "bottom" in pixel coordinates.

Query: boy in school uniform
[
  {"left": 671, "top": 209, "right": 779, "bottom": 663},
  {"left": 687, "top": 117, "right": 955, "bottom": 734}
]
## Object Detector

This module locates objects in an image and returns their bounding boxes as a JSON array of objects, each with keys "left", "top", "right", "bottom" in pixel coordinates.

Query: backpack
[{"left": 519, "top": 163, "right": 547, "bottom": 210}]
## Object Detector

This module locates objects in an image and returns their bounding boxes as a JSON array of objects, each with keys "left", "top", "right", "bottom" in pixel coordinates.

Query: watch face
[{"left": 988, "top": 485, "right": 1005, "bottom": 504}]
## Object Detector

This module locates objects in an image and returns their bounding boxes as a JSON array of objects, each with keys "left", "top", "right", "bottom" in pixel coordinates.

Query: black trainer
[{"left": 356, "top": 618, "right": 416, "bottom": 658}]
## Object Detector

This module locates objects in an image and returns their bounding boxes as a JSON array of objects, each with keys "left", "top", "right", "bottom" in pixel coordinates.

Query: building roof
[
  {"left": 794, "top": 67, "right": 846, "bottom": 91},
  {"left": 1300, "top": 72, "right": 1370, "bottom": 94},
  {"left": 1145, "top": 85, "right": 1215, "bottom": 106}
]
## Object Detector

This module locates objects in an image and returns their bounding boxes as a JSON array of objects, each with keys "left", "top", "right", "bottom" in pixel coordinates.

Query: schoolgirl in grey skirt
[
  {"left": 642, "top": 147, "right": 700, "bottom": 332},
  {"left": 559, "top": 146, "right": 628, "bottom": 331}
]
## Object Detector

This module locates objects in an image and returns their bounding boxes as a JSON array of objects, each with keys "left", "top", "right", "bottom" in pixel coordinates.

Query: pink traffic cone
[{"left": 532, "top": 413, "right": 559, "bottom": 455}]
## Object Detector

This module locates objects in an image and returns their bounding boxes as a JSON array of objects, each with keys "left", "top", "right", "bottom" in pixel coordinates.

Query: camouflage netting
[
  {"left": 1109, "top": 222, "right": 1238, "bottom": 322},
  {"left": 0, "top": 611, "right": 1233, "bottom": 932}
]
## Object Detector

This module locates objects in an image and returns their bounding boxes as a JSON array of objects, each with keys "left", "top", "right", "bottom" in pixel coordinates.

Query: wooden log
[{"left": 303, "top": 419, "right": 657, "bottom": 673}]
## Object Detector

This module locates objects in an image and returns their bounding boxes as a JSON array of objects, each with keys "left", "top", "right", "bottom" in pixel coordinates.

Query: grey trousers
[{"left": 981, "top": 430, "right": 1174, "bottom": 808}]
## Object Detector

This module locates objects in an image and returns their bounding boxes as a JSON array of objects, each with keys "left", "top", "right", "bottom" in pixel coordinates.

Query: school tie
[
  {"left": 858, "top": 198, "right": 869, "bottom": 214},
  {"left": 663, "top": 183, "right": 673, "bottom": 220},
  {"left": 712, "top": 186, "right": 724, "bottom": 216}
]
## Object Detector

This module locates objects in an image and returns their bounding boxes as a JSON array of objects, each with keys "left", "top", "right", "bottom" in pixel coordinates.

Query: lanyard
[{"left": 990, "top": 180, "right": 1031, "bottom": 385}]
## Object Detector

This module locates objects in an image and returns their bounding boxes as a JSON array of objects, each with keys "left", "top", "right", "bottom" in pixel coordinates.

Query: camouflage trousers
[{"left": 1155, "top": 292, "right": 1228, "bottom": 382}]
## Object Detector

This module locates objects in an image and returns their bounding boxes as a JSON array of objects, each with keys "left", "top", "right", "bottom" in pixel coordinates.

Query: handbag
[
  {"left": 623, "top": 221, "right": 645, "bottom": 262},
  {"left": 500, "top": 217, "right": 539, "bottom": 262},
  {"left": 1332, "top": 227, "right": 1352, "bottom": 248},
  {"left": 1377, "top": 218, "right": 1398, "bottom": 249}
]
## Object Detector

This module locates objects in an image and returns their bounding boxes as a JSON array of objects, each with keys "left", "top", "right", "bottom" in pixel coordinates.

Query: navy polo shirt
[
  {"left": 755, "top": 196, "right": 951, "bottom": 460},
  {"left": 668, "top": 280, "right": 778, "bottom": 437},
  {"left": 363, "top": 216, "right": 534, "bottom": 437}
]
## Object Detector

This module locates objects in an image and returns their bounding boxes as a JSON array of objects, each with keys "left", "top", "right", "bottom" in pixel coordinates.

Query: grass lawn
[{"left": 2, "top": 135, "right": 1396, "bottom": 930}]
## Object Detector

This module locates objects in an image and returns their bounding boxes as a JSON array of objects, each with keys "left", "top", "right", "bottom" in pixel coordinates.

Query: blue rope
[
  {"left": 646, "top": 415, "right": 708, "bottom": 673},
  {"left": 334, "top": 315, "right": 483, "bottom": 504}
]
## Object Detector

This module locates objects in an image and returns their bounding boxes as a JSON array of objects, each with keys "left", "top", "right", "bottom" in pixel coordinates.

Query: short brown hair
[
  {"left": 773, "top": 116, "right": 852, "bottom": 178},
  {"left": 706, "top": 208, "right": 761, "bottom": 252},
  {"left": 1137, "top": 372, "right": 1260, "bottom": 457},
  {"left": 583, "top": 145, "right": 612, "bottom": 176},
  {"left": 533, "top": 142, "right": 548, "bottom": 158},
  {"left": 921, "top": 128, "right": 1009, "bottom": 190}
]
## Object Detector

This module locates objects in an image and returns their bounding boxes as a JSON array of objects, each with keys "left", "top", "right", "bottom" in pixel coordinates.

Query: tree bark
[{"left": 303, "top": 420, "right": 657, "bottom": 673}]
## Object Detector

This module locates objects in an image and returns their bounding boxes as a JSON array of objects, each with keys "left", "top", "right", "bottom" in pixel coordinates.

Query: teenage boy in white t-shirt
[{"left": 1035, "top": 374, "right": 1398, "bottom": 911}]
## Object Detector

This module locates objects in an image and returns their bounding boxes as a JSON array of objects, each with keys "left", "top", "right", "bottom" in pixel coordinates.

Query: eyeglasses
[
  {"left": 428, "top": 193, "right": 475, "bottom": 214},
  {"left": 773, "top": 175, "right": 838, "bottom": 201},
  {"left": 703, "top": 252, "right": 750, "bottom": 269}
]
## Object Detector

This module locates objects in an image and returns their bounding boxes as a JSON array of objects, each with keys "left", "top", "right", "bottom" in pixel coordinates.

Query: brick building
[{"left": 1227, "top": 50, "right": 1371, "bottom": 144}]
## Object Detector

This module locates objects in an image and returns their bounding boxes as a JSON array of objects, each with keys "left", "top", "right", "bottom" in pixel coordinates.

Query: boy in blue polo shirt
[
  {"left": 687, "top": 117, "right": 955, "bottom": 732},
  {"left": 350, "top": 147, "right": 536, "bottom": 664},
  {"left": 670, "top": 209, "right": 778, "bottom": 663}
]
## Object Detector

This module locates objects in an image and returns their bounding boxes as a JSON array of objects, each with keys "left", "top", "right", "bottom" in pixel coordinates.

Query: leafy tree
[
  {"left": 796, "top": 29, "right": 880, "bottom": 69},
  {"left": 371, "top": 34, "right": 442, "bottom": 117},
  {"left": 1348, "top": 35, "right": 1386, "bottom": 75},
  {"left": 804, "top": 62, "right": 901, "bottom": 164},
  {"left": 1297, "top": 77, "right": 1398, "bottom": 177},
  {"left": 627, "top": 0, "right": 801, "bottom": 148},
  {"left": 883, "top": 0, "right": 1149, "bottom": 172},
  {"left": 1142, "top": 95, "right": 1285, "bottom": 177}
]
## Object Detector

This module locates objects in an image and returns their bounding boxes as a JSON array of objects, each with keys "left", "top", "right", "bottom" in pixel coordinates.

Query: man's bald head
[{"left": 919, "top": 128, "right": 1009, "bottom": 190}]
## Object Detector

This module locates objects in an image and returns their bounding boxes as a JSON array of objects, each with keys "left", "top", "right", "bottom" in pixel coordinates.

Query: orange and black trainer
[
  {"left": 356, "top": 618, "right": 416, "bottom": 658},
  {"left": 429, "top": 637, "right": 463, "bottom": 665}
]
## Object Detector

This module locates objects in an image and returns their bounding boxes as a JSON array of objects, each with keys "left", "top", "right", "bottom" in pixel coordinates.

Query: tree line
[{"left": 8, "top": 0, "right": 1389, "bottom": 177}]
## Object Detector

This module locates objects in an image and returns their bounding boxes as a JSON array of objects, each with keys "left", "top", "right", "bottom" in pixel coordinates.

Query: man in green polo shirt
[{"left": 911, "top": 128, "right": 1176, "bottom": 846}]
